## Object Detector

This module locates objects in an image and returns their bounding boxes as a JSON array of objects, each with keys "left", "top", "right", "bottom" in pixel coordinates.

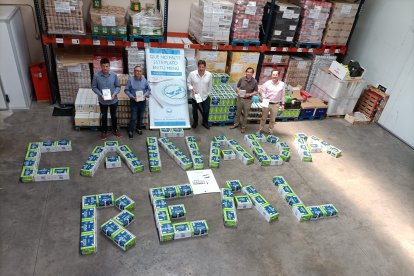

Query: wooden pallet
[{"left": 188, "top": 32, "right": 229, "bottom": 46}]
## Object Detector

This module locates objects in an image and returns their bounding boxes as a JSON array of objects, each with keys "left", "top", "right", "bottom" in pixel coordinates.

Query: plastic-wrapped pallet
[
  {"left": 310, "top": 67, "right": 366, "bottom": 116},
  {"left": 228, "top": 52, "right": 260, "bottom": 83},
  {"left": 93, "top": 48, "right": 123, "bottom": 74},
  {"left": 188, "top": 0, "right": 234, "bottom": 45},
  {"left": 209, "top": 85, "right": 237, "bottom": 124},
  {"left": 195, "top": 51, "right": 228, "bottom": 73},
  {"left": 128, "top": 9, "right": 163, "bottom": 37},
  {"left": 322, "top": 1, "right": 359, "bottom": 45},
  {"left": 305, "top": 54, "right": 336, "bottom": 91},
  {"left": 126, "top": 47, "right": 146, "bottom": 76},
  {"left": 90, "top": 6, "right": 127, "bottom": 38},
  {"left": 290, "top": 0, "right": 332, "bottom": 45},
  {"left": 55, "top": 48, "right": 92, "bottom": 104},
  {"left": 229, "top": 0, "right": 267, "bottom": 43},
  {"left": 263, "top": 2, "right": 301, "bottom": 45},
  {"left": 259, "top": 54, "right": 290, "bottom": 85},
  {"left": 284, "top": 56, "right": 312, "bottom": 88},
  {"left": 44, "top": 0, "right": 86, "bottom": 35}
]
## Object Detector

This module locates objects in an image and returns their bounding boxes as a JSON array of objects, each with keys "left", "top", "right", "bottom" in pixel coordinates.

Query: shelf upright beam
[
  {"left": 163, "top": 0, "right": 168, "bottom": 42},
  {"left": 33, "top": 0, "right": 59, "bottom": 104}
]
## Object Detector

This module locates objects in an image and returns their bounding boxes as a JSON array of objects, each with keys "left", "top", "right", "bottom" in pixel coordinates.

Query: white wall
[{"left": 346, "top": 0, "right": 414, "bottom": 147}]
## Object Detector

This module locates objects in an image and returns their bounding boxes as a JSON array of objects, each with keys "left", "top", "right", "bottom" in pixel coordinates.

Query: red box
[{"left": 30, "top": 63, "right": 51, "bottom": 102}]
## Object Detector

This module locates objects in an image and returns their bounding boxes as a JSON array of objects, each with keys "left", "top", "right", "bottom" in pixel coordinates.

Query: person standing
[
  {"left": 92, "top": 58, "right": 122, "bottom": 140},
  {"left": 187, "top": 60, "right": 212, "bottom": 129},
  {"left": 125, "top": 66, "right": 151, "bottom": 139},
  {"left": 230, "top": 67, "right": 258, "bottom": 133},
  {"left": 259, "top": 69, "right": 285, "bottom": 134}
]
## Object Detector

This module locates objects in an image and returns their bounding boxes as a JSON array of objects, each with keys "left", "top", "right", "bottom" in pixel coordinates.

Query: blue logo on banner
[{"left": 163, "top": 85, "right": 186, "bottom": 99}]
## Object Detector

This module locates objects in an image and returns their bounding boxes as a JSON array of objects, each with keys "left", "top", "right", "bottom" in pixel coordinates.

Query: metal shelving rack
[{"left": 35, "top": 0, "right": 363, "bottom": 105}]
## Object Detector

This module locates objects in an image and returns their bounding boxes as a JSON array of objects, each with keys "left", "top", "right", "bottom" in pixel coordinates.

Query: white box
[
  {"left": 328, "top": 60, "right": 349, "bottom": 80},
  {"left": 106, "top": 156, "right": 121, "bottom": 168},
  {"left": 34, "top": 168, "right": 53, "bottom": 182}
]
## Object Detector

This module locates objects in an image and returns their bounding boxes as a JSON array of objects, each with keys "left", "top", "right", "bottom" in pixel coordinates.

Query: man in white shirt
[
  {"left": 259, "top": 70, "right": 285, "bottom": 134},
  {"left": 187, "top": 60, "right": 213, "bottom": 129}
]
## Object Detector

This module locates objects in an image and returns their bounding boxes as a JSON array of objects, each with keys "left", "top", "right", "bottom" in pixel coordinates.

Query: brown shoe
[
  {"left": 230, "top": 124, "right": 239, "bottom": 129},
  {"left": 240, "top": 128, "right": 246, "bottom": 134}
]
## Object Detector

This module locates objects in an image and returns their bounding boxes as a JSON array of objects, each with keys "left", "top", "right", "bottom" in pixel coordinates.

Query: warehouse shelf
[{"left": 41, "top": 33, "right": 347, "bottom": 55}]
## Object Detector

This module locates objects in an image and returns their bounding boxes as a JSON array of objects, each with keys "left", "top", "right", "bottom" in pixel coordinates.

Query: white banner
[{"left": 145, "top": 48, "right": 190, "bottom": 129}]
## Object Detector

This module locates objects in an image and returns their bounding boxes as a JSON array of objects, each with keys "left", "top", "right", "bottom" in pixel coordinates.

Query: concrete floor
[{"left": 0, "top": 103, "right": 413, "bottom": 276}]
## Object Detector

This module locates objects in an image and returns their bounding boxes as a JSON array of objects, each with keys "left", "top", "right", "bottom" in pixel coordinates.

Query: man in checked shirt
[{"left": 259, "top": 70, "right": 285, "bottom": 134}]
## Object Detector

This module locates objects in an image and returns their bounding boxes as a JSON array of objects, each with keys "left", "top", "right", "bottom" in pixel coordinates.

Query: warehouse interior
[{"left": 0, "top": 0, "right": 413, "bottom": 275}]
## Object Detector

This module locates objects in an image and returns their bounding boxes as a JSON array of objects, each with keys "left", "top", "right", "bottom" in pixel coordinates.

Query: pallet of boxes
[
  {"left": 188, "top": 0, "right": 234, "bottom": 45},
  {"left": 309, "top": 61, "right": 366, "bottom": 116}
]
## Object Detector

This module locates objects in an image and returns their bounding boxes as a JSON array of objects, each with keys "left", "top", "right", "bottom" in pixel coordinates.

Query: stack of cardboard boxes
[
  {"left": 44, "top": 0, "right": 86, "bottom": 34},
  {"left": 189, "top": 0, "right": 234, "bottom": 44}
]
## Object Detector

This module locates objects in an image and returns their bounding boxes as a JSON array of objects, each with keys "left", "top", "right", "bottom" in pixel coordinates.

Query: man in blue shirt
[
  {"left": 125, "top": 65, "right": 151, "bottom": 139},
  {"left": 92, "top": 58, "right": 122, "bottom": 140}
]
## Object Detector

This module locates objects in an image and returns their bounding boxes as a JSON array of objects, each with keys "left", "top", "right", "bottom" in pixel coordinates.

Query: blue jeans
[
  {"left": 129, "top": 100, "right": 146, "bottom": 133},
  {"left": 100, "top": 102, "right": 118, "bottom": 133},
  {"left": 192, "top": 96, "right": 210, "bottom": 125}
]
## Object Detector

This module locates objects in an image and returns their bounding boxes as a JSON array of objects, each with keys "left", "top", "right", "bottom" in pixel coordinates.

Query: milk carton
[
  {"left": 326, "top": 146, "right": 342, "bottom": 158},
  {"left": 126, "top": 158, "right": 144, "bottom": 173},
  {"left": 158, "top": 222, "right": 174, "bottom": 241},
  {"left": 104, "top": 141, "right": 119, "bottom": 152},
  {"left": 272, "top": 176, "right": 288, "bottom": 186},
  {"left": 234, "top": 195, "right": 253, "bottom": 209},
  {"left": 221, "top": 188, "right": 234, "bottom": 199},
  {"left": 267, "top": 135, "right": 279, "bottom": 144},
  {"left": 294, "top": 133, "right": 308, "bottom": 141},
  {"left": 81, "top": 206, "right": 96, "bottom": 221},
  {"left": 101, "top": 219, "right": 122, "bottom": 239},
  {"left": 278, "top": 184, "right": 295, "bottom": 199},
  {"left": 251, "top": 194, "right": 269, "bottom": 207},
  {"left": 34, "top": 168, "right": 52, "bottom": 182},
  {"left": 155, "top": 208, "right": 171, "bottom": 227},
  {"left": 115, "top": 195, "right": 135, "bottom": 211},
  {"left": 191, "top": 220, "right": 209, "bottom": 237},
  {"left": 96, "top": 193, "right": 114, "bottom": 208},
  {"left": 20, "top": 166, "right": 36, "bottom": 182},
  {"left": 177, "top": 184, "right": 193, "bottom": 197},
  {"left": 56, "top": 139, "right": 72, "bottom": 151},
  {"left": 163, "top": 186, "right": 178, "bottom": 199},
  {"left": 221, "top": 149, "right": 236, "bottom": 160},
  {"left": 113, "top": 210, "right": 135, "bottom": 227},
  {"left": 82, "top": 195, "right": 97, "bottom": 208},
  {"left": 226, "top": 180, "right": 242, "bottom": 192},
  {"left": 300, "top": 150, "right": 312, "bottom": 162},
  {"left": 320, "top": 204, "right": 339, "bottom": 217},
  {"left": 80, "top": 162, "right": 98, "bottom": 177},
  {"left": 241, "top": 185, "right": 258, "bottom": 197},
  {"left": 255, "top": 203, "right": 279, "bottom": 222},
  {"left": 222, "top": 197, "right": 235, "bottom": 209},
  {"left": 307, "top": 143, "right": 322, "bottom": 153},
  {"left": 149, "top": 187, "right": 165, "bottom": 203},
  {"left": 105, "top": 156, "right": 122, "bottom": 168},
  {"left": 279, "top": 150, "right": 291, "bottom": 161},
  {"left": 168, "top": 204, "right": 186, "bottom": 220},
  {"left": 51, "top": 167, "right": 70, "bottom": 180},
  {"left": 153, "top": 198, "right": 168, "bottom": 210},
  {"left": 41, "top": 141, "right": 56, "bottom": 153},
  {"left": 255, "top": 133, "right": 266, "bottom": 142},
  {"left": 308, "top": 205, "right": 327, "bottom": 220},
  {"left": 269, "top": 155, "right": 283, "bottom": 166},
  {"left": 223, "top": 208, "right": 237, "bottom": 227},
  {"left": 112, "top": 228, "right": 136, "bottom": 251},
  {"left": 80, "top": 231, "right": 97, "bottom": 255},
  {"left": 292, "top": 204, "right": 312, "bottom": 222},
  {"left": 285, "top": 194, "right": 302, "bottom": 207},
  {"left": 214, "top": 135, "right": 227, "bottom": 146},
  {"left": 173, "top": 222, "right": 192, "bottom": 240},
  {"left": 277, "top": 141, "right": 290, "bottom": 152}
]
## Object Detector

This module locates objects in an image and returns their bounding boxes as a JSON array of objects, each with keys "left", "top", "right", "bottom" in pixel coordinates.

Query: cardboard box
[
  {"left": 326, "top": 146, "right": 342, "bottom": 158},
  {"left": 158, "top": 222, "right": 175, "bottom": 242},
  {"left": 96, "top": 193, "right": 114, "bottom": 208},
  {"left": 153, "top": 198, "right": 168, "bottom": 210},
  {"left": 82, "top": 195, "right": 97, "bottom": 208},
  {"left": 79, "top": 231, "right": 97, "bottom": 255},
  {"left": 221, "top": 188, "right": 234, "bottom": 199},
  {"left": 308, "top": 205, "right": 327, "bottom": 220},
  {"left": 234, "top": 195, "right": 253, "bottom": 209},
  {"left": 149, "top": 188, "right": 165, "bottom": 202},
  {"left": 267, "top": 135, "right": 279, "bottom": 144},
  {"left": 163, "top": 186, "right": 178, "bottom": 199},
  {"left": 222, "top": 197, "right": 235, "bottom": 209},
  {"left": 292, "top": 204, "right": 312, "bottom": 222},
  {"left": 113, "top": 210, "right": 135, "bottom": 228},
  {"left": 221, "top": 149, "right": 236, "bottom": 160},
  {"left": 223, "top": 208, "right": 237, "bottom": 227},
  {"left": 168, "top": 204, "right": 186, "bottom": 220},
  {"left": 177, "top": 184, "right": 193, "bottom": 197},
  {"left": 255, "top": 203, "right": 279, "bottom": 222},
  {"left": 20, "top": 166, "right": 36, "bottom": 183},
  {"left": 226, "top": 180, "right": 242, "bottom": 192},
  {"left": 105, "top": 156, "right": 122, "bottom": 168},
  {"left": 278, "top": 184, "right": 295, "bottom": 199},
  {"left": 320, "top": 204, "right": 339, "bottom": 217},
  {"left": 173, "top": 222, "right": 192, "bottom": 240},
  {"left": 51, "top": 167, "right": 70, "bottom": 181},
  {"left": 80, "top": 162, "right": 98, "bottom": 177},
  {"left": 269, "top": 155, "right": 283, "bottom": 166},
  {"left": 112, "top": 228, "right": 136, "bottom": 251},
  {"left": 272, "top": 176, "right": 288, "bottom": 186},
  {"left": 279, "top": 150, "right": 291, "bottom": 161},
  {"left": 56, "top": 139, "right": 72, "bottom": 151},
  {"left": 104, "top": 141, "right": 119, "bottom": 152},
  {"left": 345, "top": 112, "right": 370, "bottom": 125},
  {"left": 81, "top": 206, "right": 96, "bottom": 221},
  {"left": 101, "top": 219, "right": 122, "bottom": 239},
  {"left": 115, "top": 195, "right": 135, "bottom": 211},
  {"left": 155, "top": 208, "right": 171, "bottom": 228},
  {"left": 285, "top": 194, "right": 302, "bottom": 207},
  {"left": 80, "top": 218, "right": 96, "bottom": 234},
  {"left": 241, "top": 185, "right": 258, "bottom": 197},
  {"left": 34, "top": 168, "right": 53, "bottom": 182},
  {"left": 251, "top": 194, "right": 269, "bottom": 207},
  {"left": 191, "top": 220, "right": 209, "bottom": 237}
]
